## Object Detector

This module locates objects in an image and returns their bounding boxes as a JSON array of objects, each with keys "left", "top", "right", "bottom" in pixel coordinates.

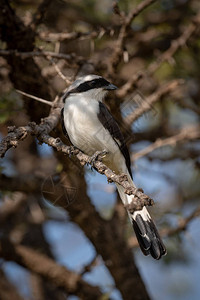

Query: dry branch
[
  {"left": 132, "top": 125, "right": 200, "bottom": 161},
  {"left": 39, "top": 29, "right": 109, "bottom": 42},
  {"left": 109, "top": 0, "right": 157, "bottom": 73},
  {"left": 125, "top": 79, "right": 183, "bottom": 125},
  {"left": 0, "top": 100, "right": 154, "bottom": 212},
  {"left": 0, "top": 106, "right": 61, "bottom": 157},
  {"left": 117, "top": 14, "right": 200, "bottom": 98},
  {"left": 0, "top": 239, "right": 102, "bottom": 298},
  {"left": 36, "top": 132, "right": 155, "bottom": 211},
  {"left": 163, "top": 206, "right": 200, "bottom": 236},
  {"left": 31, "top": 0, "right": 53, "bottom": 29},
  {"left": 16, "top": 89, "right": 54, "bottom": 107},
  {"left": 0, "top": 49, "right": 85, "bottom": 65}
]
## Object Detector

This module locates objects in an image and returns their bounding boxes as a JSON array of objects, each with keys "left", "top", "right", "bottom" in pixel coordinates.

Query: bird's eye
[{"left": 89, "top": 80, "right": 96, "bottom": 86}]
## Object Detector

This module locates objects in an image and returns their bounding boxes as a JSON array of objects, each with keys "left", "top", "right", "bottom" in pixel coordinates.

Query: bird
[{"left": 61, "top": 74, "right": 166, "bottom": 260}]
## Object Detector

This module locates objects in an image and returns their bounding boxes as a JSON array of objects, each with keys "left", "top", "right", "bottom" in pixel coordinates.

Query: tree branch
[
  {"left": 124, "top": 79, "right": 183, "bottom": 125},
  {"left": 0, "top": 103, "right": 154, "bottom": 212},
  {"left": 0, "top": 239, "right": 102, "bottom": 298},
  {"left": 31, "top": 0, "right": 53, "bottom": 29},
  {"left": 108, "top": 0, "right": 157, "bottom": 73},
  {"left": 117, "top": 14, "right": 200, "bottom": 98},
  {"left": 132, "top": 125, "right": 200, "bottom": 161},
  {"left": 0, "top": 106, "right": 61, "bottom": 158},
  {"left": 16, "top": 89, "right": 54, "bottom": 107},
  {"left": 0, "top": 49, "right": 85, "bottom": 65}
]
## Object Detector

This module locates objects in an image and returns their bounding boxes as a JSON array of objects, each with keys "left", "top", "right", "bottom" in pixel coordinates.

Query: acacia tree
[{"left": 0, "top": 0, "right": 200, "bottom": 299}]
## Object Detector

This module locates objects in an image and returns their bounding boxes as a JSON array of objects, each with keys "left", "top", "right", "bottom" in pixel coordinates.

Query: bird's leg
[{"left": 89, "top": 149, "right": 108, "bottom": 168}]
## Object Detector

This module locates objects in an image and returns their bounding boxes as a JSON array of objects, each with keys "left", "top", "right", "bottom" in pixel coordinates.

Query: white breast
[{"left": 63, "top": 95, "right": 120, "bottom": 159}]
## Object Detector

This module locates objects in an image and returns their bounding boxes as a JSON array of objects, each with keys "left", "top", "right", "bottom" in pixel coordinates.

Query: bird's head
[{"left": 63, "top": 74, "right": 117, "bottom": 102}]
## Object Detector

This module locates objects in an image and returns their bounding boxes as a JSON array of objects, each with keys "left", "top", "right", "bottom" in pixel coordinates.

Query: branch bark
[
  {"left": 0, "top": 239, "right": 102, "bottom": 299},
  {"left": 0, "top": 119, "right": 154, "bottom": 212}
]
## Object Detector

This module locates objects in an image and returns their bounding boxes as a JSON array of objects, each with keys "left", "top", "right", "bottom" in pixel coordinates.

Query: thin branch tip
[{"left": 16, "top": 89, "right": 54, "bottom": 107}]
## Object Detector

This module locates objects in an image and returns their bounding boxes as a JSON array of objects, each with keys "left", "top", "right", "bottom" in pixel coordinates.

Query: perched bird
[{"left": 61, "top": 74, "right": 166, "bottom": 259}]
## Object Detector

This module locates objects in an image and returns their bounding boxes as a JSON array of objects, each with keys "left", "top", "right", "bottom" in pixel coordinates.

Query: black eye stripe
[
  {"left": 62, "top": 78, "right": 110, "bottom": 101},
  {"left": 71, "top": 78, "right": 110, "bottom": 93}
]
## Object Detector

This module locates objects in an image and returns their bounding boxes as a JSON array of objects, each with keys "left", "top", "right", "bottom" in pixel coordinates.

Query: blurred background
[{"left": 0, "top": 0, "right": 200, "bottom": 299}]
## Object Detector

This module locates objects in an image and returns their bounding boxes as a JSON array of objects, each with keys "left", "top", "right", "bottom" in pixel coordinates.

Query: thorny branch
[{"left": 0, "top": 113, "right": 154, "bottom": 212}]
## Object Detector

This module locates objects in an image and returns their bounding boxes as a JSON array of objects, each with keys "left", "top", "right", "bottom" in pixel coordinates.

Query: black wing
[{"left": 97, "top": 102, "right": 132, "bottom": 178}]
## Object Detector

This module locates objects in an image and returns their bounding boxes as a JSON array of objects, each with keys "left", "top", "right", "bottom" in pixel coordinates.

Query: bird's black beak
[{"left": 105, "top": 83, "right": 118, "bottom": 90}]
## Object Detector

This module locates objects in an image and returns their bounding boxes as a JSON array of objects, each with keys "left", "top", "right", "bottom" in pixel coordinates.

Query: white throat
[{"left": 69, "top": 89, "right": 108, "bottom": 103}]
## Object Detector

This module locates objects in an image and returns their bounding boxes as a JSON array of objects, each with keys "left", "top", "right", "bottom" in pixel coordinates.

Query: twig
[
  {"left": 16, "top": 89, "right": 54, "bottom": 107},
  {"left": 112, "top": 2, "right": 126, "bottom": 21},
  {"left": 163, "top": 206, "right": 200, "bottom": 236},
  {"left": 117, "top": 15, "right": 200, "bottom": 98},
  {"left": 80, "top": 255, "right": 99, "bottom": 275},
  {"left": 132, "top": 125, "right": 200, "bottom": 161},
  {"left": 108, "top": 0, "right": 157, "bottom": 73},
  {"left": 0, "top": 49, "right": 85, "bottom": 64},
  {"left": 31, "top": 0, "right": 53, "bottom": 29},
  {"left": 148, "top": 22, "right": 198, "bottom": 75},
  {"left": 39, "top": 29, "right": 108, "bottom": 42},
  {"left": 0, "top": 106, "right": 61, "bottom": 157},
  {"left": 45, "top": 55, "right": 72, "bottom": 84},
  {"left": 0, "top": 127, "right": 28, "bottom": 155},
  {"left": 124, "top": 79, "right": 183, "bottom": 125}
]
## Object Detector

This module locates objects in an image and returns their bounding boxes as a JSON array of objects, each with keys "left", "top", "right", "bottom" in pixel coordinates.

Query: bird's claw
[
  {"left": 69, "top": 146, "right": 79, "bottom": 157},
  {"left": 89, "top": 149, "right": 108, "bottom": 167}
]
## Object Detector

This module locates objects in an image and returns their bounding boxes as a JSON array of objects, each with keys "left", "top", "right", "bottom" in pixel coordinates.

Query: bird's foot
[
  {"left": 89, "top": 149, "right": 108, "bottom": 167},
  {"left": 68, "top": 146, "right": 79, "bottom": 157}
]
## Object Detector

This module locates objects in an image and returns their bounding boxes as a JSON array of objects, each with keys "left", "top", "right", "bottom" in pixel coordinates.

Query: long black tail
[{"left": 131, "top": 207, "right": 166, "bottom": 260}]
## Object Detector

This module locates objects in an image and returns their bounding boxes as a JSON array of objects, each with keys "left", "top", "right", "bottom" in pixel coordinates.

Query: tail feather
[
  {"left": 116, "top": 182, "right": 166, "bottom": 259},
  {"left": 131, "top": 207, "right": 166, "bottom": 260}
]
